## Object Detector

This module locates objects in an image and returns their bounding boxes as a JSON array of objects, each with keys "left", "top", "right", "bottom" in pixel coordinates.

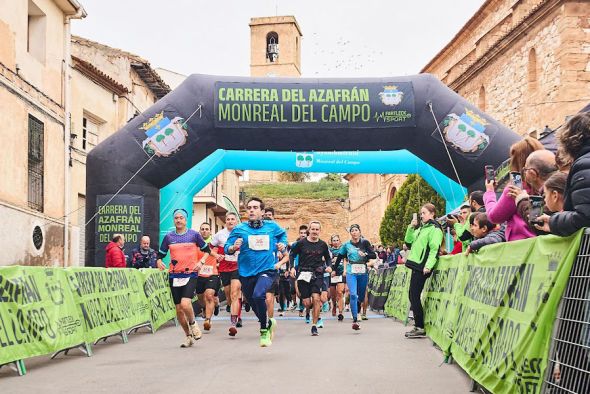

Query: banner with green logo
[
  {"left": 368, "top": 267, "right": 396, "bottom": 311},
  {"left": 424, "top": 231, "right": 583, "bottom": 394},
  {"left": 0, "top": 267, "right": 175, "bottom": 366},
  {"left": 384, "top": 265, "right": 412, "bottom": 322},
  {"left": 0, "top": 267, "right": 85, "bottom": 365},
  {"left": 140, "top": 269, "right": 175, "bottom": 331}
]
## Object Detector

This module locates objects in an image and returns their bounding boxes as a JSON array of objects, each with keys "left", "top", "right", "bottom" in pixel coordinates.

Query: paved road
[{"left": 0, "top": 311, "right": 472, "bottom": 393}]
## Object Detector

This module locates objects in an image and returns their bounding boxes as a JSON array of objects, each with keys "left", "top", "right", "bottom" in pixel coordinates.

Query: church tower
[{"left": 250, "top": 16, "right": 302, "bottom": 77}]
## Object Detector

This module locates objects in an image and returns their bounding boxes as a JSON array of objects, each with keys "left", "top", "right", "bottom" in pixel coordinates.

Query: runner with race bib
[
  {"left": 333, "top": 224, "right": 376, "bottom": 331},
  {"left": 156, "top": 208, "right": 210, "bottom": 348},
  {"left": 196, "top": 222, "right": 221, "bottom": 332},
  {"left": 329, "top": 234, "right": 346, "bottom": 322},
  {"left": 289, "top": 221, "right": 332, "bottom": 337}
]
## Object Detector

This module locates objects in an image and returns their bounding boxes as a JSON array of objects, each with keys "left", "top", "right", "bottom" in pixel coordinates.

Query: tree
[
  {"left": 279, "top": 172, "right": 309, "bottom": 182},
  {"left": 379, "top": 174, "right": 445, "bottom": 247}
]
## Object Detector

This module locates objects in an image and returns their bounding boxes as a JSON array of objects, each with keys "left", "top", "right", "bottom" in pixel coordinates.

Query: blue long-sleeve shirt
[{"left": 225, "top": 221, "right": 288, "bottom": 277}]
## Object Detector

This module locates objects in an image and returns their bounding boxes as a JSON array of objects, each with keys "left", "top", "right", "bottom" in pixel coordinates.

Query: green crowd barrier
[
  {"left": 384, "top": 265, "right": 412, "bottom": 323},
  {"left": 0, "top": 267, "right": 175, "bottom": 369}
]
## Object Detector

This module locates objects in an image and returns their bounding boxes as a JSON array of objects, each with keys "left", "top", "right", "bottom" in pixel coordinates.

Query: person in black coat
[{"left": 536, "top": 112, "right": 590, "bottom": 236}]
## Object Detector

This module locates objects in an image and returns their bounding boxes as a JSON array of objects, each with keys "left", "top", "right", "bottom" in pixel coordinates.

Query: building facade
[
  {"left": 0, "top": 0, "right": 85, "bottom": 267},
  {"left": 422, "top": 0, "right": 590, "bottom": 137}
]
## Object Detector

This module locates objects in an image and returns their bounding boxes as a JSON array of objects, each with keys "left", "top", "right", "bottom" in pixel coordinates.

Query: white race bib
[
  {"left": 224, "top": 253, "right": 238, "bottom": 262},
  {"left": 199, "top": 265, "right": 214, "bottom": 276},
  {"left": 331, "top": 275, "right": 342, "bottom": 284},
  {"left": 298, "top": 271, "right": 313, "bottom": 283},
  {"left": 280, "top": 263, "right": 287, "bottom": 270},
  {"left": 172, "top": 277, "right": 190, "bottom": 287},
  {"left": 248, "top": 235, "right": 270, "bottom": 251},
  {"left": 350, "top": 264, "right": 366, "bottom": 274}
]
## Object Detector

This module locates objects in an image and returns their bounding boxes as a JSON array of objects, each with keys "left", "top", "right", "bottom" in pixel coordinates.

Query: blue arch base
[{"left": 159, "top": 149, "right": 467, "bottom": 245}]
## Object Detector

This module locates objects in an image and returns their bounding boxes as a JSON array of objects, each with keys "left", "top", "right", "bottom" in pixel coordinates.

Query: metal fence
[{"left": 544, "top": 229, "right": 590, "bottom": 393}]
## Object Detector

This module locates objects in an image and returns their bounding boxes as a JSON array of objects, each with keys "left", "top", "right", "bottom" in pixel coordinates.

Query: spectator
[
  {"left": 509, "top": 137, "right": 544, "bottom": 194},
  {"left": 522, "top": 150, "right": 557, "bottom": 195},
  {"left": 377, "top": 245, "right": 387, "bottom": 262},
  {"left": 533, "top": 171, "right": 567, "bottom": 233},
  {"left": 539, "top": 113, "right": 590, "bottom": 236},
  {"left": 466, "top": 213, "right": 505, "bottom": 254},
  {"left": 399, "top": 243, "right": 409, "bottom": 264},
  {"left": 105, "top": 234, "right": 126, "bottom": 268},
  {"left": 469, "top": 191, "right": 486, "bottom": 213},
  {"left": 450, "top": 230, "right": 462, "bottom": 255},
  {"left": 130, "top": 235, "right": 158, "bottom": 269},
  {"left": 447, "top": 203, "right": 473, "bottom": 249}
]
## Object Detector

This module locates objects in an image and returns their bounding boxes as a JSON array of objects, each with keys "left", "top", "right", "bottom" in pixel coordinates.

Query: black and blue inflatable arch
[{"left": 85, "top": 74, "right": 520, "bottom": 266}]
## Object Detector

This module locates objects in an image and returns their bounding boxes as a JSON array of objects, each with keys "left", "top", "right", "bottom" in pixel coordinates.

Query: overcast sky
[{"left": 72, "top": 0, "right": 485, "bottom": 78}]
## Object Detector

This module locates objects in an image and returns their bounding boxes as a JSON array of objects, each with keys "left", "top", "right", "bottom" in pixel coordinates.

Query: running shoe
[
  {"left": 279, "top": 311, "right": 284, "bottom": 317},
  {"left": 180, "top": 335, "right": 194, "bottom": 348},
  {"left": 236, "top": 317, "right": 243, "bottom": 328},
  {"left": 361, "top": 314, "right": 368, "bottom": 321},
  {"left": 214, "top": 305, "right": 220, "bottom": 316},
  {"left": 317, "top": 318, "right": 324, "bottom": 328},
  {"left": 226, "top": 305, "right": 231, "bottom": 313},
  {"left": 299, "top": 310, "right": 304, "bottom": 318},
  {"left": 338, "top": 313, "right": 344, "bottom": 321},
  {"left": 189, "top": 321, "right": 202, "bottom": 340},
  {"left": 269, "top": 318, "right": 277, "bottom": 340},
  {"left": 311, "top": 325, "right": 319, "bottom": 336},
  {"left": 405, "top": 327, "right": 426, "bottom": 338},
  {"left": 203, "top": 319, "right": 212, "bottom": 331},
  {"left": 260, "top": 329, "right": 272, "bottom": 347},
  {"left": 289, "top": 304, "right": 298, "bottom": 312},
  {"left": 322, "top": 302, "right": 330, "bottom": 312},
  {"left": 229, "top": 326, "right": 238, "bottom": 337},
  {"left": 352, "top": 319, "right": 360, "bottom": 331},
  {"left": 244, "top": 302, "right": 251, "bottom": 312},
  {"left": 305, "top": 312, "right": 311, "bottom": 324}
]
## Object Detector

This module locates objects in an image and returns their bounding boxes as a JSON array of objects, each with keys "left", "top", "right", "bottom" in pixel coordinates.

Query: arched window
[
  {"left": 266, "top": 32, "right": 279, "bottom": 63},
  {"left": 528, "top": 48, "right": 537, "bottom": 87},
  {"left": 388, "top": 186, "right": 397, "bottom": 202},
  {"left": 478, "top": 86, "right": 486, "bottom": 111}
]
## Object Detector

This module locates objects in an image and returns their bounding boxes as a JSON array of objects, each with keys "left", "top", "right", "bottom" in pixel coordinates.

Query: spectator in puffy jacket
[
  {"left": 538, "top": 112, "right": 590, "bottom": 236},
  {"left": 105, "top": 234, "right": 126, "bottom": 268},
  {"left": 130, "top": 235, "right": 157, "bottom": 269},
  {"left": 466, "top": 213, "right": 506, "bottom": 254}
]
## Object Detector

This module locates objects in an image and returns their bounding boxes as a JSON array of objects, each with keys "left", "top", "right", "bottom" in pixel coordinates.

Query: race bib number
[
  {"left": 298, "top": 271, "right": 313, "bottom": 283},
  {"left": 331, "top": 275, "right": 342, "bottom": 284},
  {"left": 199, "top": 265, "right": 214, "bottom": 276},
  {"left": 224, "top": 253, "right": 238, "bottom": 262},
  {"left": 350, "top": 264, "right": 366, "bottom": 274},
  {"left": 172, "top": 277, "right": 190, "bottom": 287},
  {"left": 248, "top": 235, "right": 270, "bottom": 251},
  {"left": 280, "top": 263, "right": 287, "bottom": 270}
]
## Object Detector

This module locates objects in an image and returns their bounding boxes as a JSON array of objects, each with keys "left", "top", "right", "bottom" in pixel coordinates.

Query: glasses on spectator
[{"left": 522, "top": 167, "right": 538, "bottom": 175}]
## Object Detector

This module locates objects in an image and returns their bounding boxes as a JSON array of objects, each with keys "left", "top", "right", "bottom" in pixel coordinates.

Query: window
[
  {"left": 266, "top": 32, "right": 279, "bottom": 63},
  {"left": 27, "top": 0, "right": 46, "bottom": 63},
  {"left": 28, "top": 114, "right": 44, "bottom": 212},
  {"left": 478, "top": 86, "right": 486, "bottom": 111},
  {"left": 528, "top": 48, "right": 538, "bottom": 89},
  {"left": 82, "top": 116, "right": 99, "bottom": 151}
]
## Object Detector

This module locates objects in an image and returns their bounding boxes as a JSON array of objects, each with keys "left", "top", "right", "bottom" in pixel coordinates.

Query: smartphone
[
  {"left": 510, "top": 171, "right": 523, "bottom": 189},
  {"left": 529, "top": 195, "right": 544, "bottom": 225},
  {"left": 412, "top": 213, "right": 418, "bottom": 222},
  {"left": 485, "top": 165, "right": 495, "bottom": 183}
]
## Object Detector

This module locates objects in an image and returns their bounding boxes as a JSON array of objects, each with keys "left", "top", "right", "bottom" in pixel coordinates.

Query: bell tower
[{"left": 250, "top": 16, "right": 302, "bottom": 77}]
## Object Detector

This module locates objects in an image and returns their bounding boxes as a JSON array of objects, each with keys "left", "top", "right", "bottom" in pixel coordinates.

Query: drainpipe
[{"left": 63, "top": 3, "right": 86, "bottom": 267}]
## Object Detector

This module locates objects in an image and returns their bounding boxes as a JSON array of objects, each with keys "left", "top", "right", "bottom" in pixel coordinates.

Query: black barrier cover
[
  {"left": 85, "top": 74, "right": 521, "bottom": 265},
  {"left": 368, "top": 267, "right": 396, "bottom": 311}
]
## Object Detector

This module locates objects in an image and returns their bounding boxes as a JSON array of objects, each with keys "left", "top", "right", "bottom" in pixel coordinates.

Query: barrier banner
[
  {"left": 367, "top": 269, "right": 381, "bottom": 308},
  {"left": 140, "top": 269, "right": 175, "bottom": 331},
  {"left": 436, "top": 231, "right": 583, "bottom": 394},
  {"left": 384, "top": 265, "right": 412, "bottom": 322},
  {"left": 423, "top": 254, "right": 465, "bottom": 355},
  {"left": 369, "top": 267, "right": 396, "bottom": 311},
  {"left": 65, "top": 268, "right": 150, "bottom": 343},
  {"left": 0, "top": 267, "right": 85, "bottom": 365}
]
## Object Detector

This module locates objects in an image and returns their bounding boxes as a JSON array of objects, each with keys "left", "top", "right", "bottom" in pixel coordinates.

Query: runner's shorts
[
  {"left": 195, "top": 275, "right": 221, "bottom": 296},
  {"left": 297, "top": 275, "right": 324, "bottom": 299},
  {"left": 169, "top": 277, "right": 198, "bottom": 305},
  {"left": 268, "top": 274, "right": 280, "bottom": 294},
  {"left": 220, "top": 270, "right": 240, "bottom": 287}
]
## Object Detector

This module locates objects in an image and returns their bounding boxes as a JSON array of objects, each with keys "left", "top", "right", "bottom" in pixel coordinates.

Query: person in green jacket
[{"left": 404, "top": 203, "right": 444, "bottom": 338}]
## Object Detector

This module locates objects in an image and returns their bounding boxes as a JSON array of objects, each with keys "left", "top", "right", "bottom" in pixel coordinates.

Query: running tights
[
  {"left": 240, "top": 270, "right": 278, "bottom": 330},
  {"left": 347, "top": 273, "right": 368, "bottom": 321}
]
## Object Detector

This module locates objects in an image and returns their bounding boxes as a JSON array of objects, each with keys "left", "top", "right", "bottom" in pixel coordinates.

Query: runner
[
  {"left": 225, "top": 197, "right": 287, "bottom": 347},
  {"left": 196, "top": 222, "right": 221, "bottom": 331},
  {"left": 277, "top": 246, "right": 292, "bottom": 315},
  {"left": 333, "top": 224, "right": 376, "bottom": 331},
  {"left": 289, "top": 221, "right": 332, "bottom": 336},
  {"left": 291, "top": 225, "right": 309, "bottom": 319},
  {"left": 210, "top": 212, "right": 243, "bottom": 337},
  {"left": 156, "top": 208, "right": 210, "bottom": 348},
  {"left": 329, "top": 234, "right": 346, "bottom": 322}
]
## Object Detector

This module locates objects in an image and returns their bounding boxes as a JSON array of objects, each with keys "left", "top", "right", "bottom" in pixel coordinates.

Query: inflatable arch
[{"left": 86, "top": 74, "right": 520, "bottom": 265}]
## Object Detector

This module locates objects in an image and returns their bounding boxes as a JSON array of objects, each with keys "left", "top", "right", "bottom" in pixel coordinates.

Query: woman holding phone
[
  {"left": 404, "top": 204, "right": 444, "bottom": 339},
  {"left": 333, "top": 224, "right": 376, "bottom": 331}
]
